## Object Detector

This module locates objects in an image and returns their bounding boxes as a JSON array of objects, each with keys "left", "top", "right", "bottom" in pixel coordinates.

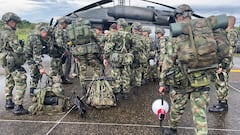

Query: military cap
[
  {"left": 141, "top": 26, "right": 151, "bottom": 33},
  {"left": 131, "top": 22, "right": 142, "bottom": 31},
  {"left": 58, "top": 17, "right": 71, "bottom": 24},
  {"left": 35, "top": 22, "right": 48, "bottom": 31},
  {"left": 2, "top": 12, "right": 21, "bottom": 23},
  {"left": 155, "top": 27, "right": 165, "bottom": 34},
  {"left": 175, "top": 4, "right": 192, "bottom": 14},
  {"left": 117, "top": 18, "right": 128, "bottom": 27}
]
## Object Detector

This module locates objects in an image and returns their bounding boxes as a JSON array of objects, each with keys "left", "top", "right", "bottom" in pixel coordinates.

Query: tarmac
[{"left": 0, "top": 56, "right": 239, "bottom": 135}]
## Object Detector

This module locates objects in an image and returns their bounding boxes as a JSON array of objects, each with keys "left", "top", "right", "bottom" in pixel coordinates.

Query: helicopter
[{"left": 64, "top": 0, "right": 203, "bottom": 30}]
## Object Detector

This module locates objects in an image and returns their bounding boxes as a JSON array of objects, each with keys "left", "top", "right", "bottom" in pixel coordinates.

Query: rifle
[{"left": 71, "top": 90, "right": 87, "bottom": 118}]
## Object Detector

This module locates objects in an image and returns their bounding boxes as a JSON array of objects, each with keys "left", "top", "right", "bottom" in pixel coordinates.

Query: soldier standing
[
  {"left": 209, "top": 16, "right": 238, "bottom": 112},
  {"left": 25, "top": 23, "right": 50, "bottom": 96},
  {"left": 0, "top": 12, "right": 28, "bottom": 115},
  {"left": 53, "top": 17, "right": 72, "bottom": 84},
  {"left": 104, "top": 18, "right": 132, "bottom": 100},
  {"left": 158, "top": 4, "right": 234, "bottom": 135}
]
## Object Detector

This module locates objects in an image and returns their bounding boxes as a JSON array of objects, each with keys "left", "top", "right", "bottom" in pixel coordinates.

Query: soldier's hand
[
  {"left": 158, "top": 61, "right": 163, "bottom": 66},
  {"left": 103, "top": 59, "right": 108, "bottom": 67},
  {"left": 159, "top": 86, "right": 165, "bottom": 95},
  {"left": 39, "top": 68, "right": 46, "bottom": 75}
]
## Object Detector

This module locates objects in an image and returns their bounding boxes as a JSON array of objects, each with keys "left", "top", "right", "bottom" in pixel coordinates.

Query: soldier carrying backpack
[{"left": 158, "top": 4, "right": 235, "bottom": 135}]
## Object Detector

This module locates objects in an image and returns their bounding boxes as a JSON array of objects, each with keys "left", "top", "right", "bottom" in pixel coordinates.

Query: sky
[{"left": 0, "top": 0, "right": 239, "bottom": 26}]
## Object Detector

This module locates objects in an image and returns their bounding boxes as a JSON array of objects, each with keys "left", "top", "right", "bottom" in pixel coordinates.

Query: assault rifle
[{"left": 71, "top": 91, "right": 87, "bottom": 118}]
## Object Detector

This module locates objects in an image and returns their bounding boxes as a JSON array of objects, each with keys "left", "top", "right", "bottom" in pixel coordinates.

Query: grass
[{"left": 16, "top": 28, "right": 34, "bottom": 45}]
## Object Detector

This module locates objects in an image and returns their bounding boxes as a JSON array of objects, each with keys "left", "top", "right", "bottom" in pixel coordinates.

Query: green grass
[{"left": 16, "top": 28, "right": 34, "bottom": 44}]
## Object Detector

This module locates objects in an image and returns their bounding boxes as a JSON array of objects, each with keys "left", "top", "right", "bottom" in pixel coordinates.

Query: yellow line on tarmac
[{"left": 230, "top": 69, "right": 240, "bottom": 73}]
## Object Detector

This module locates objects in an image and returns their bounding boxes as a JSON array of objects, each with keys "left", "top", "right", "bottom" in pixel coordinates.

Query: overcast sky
[{"left": 0, "top": 0, "right": 239, "bottom": 26}]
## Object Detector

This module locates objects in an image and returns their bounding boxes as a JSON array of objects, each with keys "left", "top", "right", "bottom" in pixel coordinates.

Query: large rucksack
[
  {"left": 68, "top": 23, "right": 92, "bottom": 45},
  {"left": 170, "top": 15, "right": 229, "bottom": 69},
  {"left": 86, "top": 78, "right": 116, "bottom": 109}
]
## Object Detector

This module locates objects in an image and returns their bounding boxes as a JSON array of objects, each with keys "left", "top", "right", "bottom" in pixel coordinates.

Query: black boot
[
  {"left": 61, "top": 76, "right": 72, "bottom": 84},
  {"left": 163, "top": 128, "right": 177, "bottom": 135},
  {"left": 13, "top": 105, "right": 29, "bottom": 115},
  {"left": 209, "top": 101, "right": 228, "bottom": 112},
  {"left": 30, "top": 88, "right": 35, "bottom": 97},
  {"left": 123, "top": 93, "right": 129, "bottom": 100},
  {"left": 5, "top": 99, "right": 14, "bottom": 109},
  {"left": 115, "top": 93, "right": 122, "bottom": 102}
]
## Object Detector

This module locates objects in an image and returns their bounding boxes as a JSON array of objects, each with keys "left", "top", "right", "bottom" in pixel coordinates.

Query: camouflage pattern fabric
[
  {"left": 1, "top": 25, "right": 27, "bottom": 105},
  {"left": 142, "top": 36, "right": 152, "bottom": 80},
  {"left": 215, "top": 28, "right": 238, "bottom": 102},
  {"left": 168, "top": 89, "right": 209, "bottom": 135}
]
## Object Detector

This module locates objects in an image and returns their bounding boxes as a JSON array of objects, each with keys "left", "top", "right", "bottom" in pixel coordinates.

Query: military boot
[
  {"left": 13, "top": 105, "right": 29, "bottom": 115},
  {"left": 61, "top": 76, "right": 73, "bottom": 84},
  {"left": 163, "top": 128, "right": 177, "bottom": 135},
  {"left": 5, "top": 99, "right": 14, "bottom": 109},
  {"left": 30, "top": 87, "right": 35, "bottom": 97},
  {"left": 209, "top": 101, "right": 228, "bottom": 112},
  {"left": 115, "top": 93, "right": 122, "bottom": 102},
  {"left": 123, "top": 93, "right": 129, "bottom": 100}
]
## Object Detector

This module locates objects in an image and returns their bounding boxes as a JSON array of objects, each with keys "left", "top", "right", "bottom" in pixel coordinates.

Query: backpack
[
  {"left": 170, "top": 15, "right": 229, "bottom": 69},
  {"left": 86, "top": 79, "right": 116, "bottom": 109},
  {"left": 68, "top": 23, "right": 92, "bottom": 45},
  {"left": 28, "top": 86, "right": 70, "bottom": 115}
]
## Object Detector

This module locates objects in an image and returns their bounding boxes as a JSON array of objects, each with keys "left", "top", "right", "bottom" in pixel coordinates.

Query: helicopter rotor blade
[
  {"left": 141, "top": 0, "right": 204, "bottom": 18},
  {"left": 66, "top": 0, "right": 112, "bottom": 16}
]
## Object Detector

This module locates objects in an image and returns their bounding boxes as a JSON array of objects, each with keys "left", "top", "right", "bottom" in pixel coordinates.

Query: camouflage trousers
[
  {"left": 77, "top": 57, "right": 102, "bottom": 87},
  {"left": 132, "top": 64, "right": 143, "bottom": 87},
  {"left": 111, "top": 66, "right": 130, "bottom": 94},
  {"left": 215, "top": 70, "right": 229, "bottom": 102},
  {"left": 4, "top": 67, "right": 27, "bottom": 105},
  {"left": 168, "top": 88, "right": 209, "bottom": 135},
  {"left": 49, "top": 58, "right": 63, "bottom": 77},
  {"left": 29, "top": 64, "right": 41, "bottom": 89},
  {"left": 148, "top": 65, "right": 158, "bottom": 81},
  {"left": 142, "top": 62, "right": 149, "bottom": 80}
]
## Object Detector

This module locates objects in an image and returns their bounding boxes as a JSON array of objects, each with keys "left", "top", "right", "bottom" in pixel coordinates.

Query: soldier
[
  {"left": 158, "top": 4, "right": 234, "bottom": 135},
  {"left": 104, "top": 18, "right": 132, "bottom": 100},
  {"left": 209, "top": 16, "right": 238, "bottom": 112},
  {"left": 141, "top": 27, "right": 155, "bottom": 82},
  {"left": 131, "top": 22, "right": 147, "bottom": 88},
  {"left": 69, "top": 18, "right": 103, "bottom": 93},
  {"left": 0, "top": 12, "right": 28, "bottom": 114},
  {"left": 25, "top": 23, "right": 49, "bottom": 96},
  {"left": 53, "top": 17, "right": 72, "bottom": 84}
]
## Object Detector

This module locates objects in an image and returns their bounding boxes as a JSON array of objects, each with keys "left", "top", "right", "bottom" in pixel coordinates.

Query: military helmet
[
  {"left": 2, "top": 12, "right": 21, "bottom": 23},
  {"left": 141, "top": 26, "right": 151, "bottom": 33},
  {"left": 117, "top": 18, "right": 128, "bottom": 27},
  {"left": 131, "top": 22, "right": 142, "bottom": 31},
  {"left": 58, "top": 17, "right": 71, "bottom": 24},
  {"left": 36, "top": 22, "right": 48, "bottom": 32},
  {"left": 175, "top": 4, "right": 193, "bottom": 17},
  {"left": 155, "top": 27, "right": 165, "bottom": 34}
]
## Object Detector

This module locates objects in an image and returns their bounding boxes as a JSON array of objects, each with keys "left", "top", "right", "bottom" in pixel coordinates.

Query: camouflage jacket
[
  {"left": 54, "top": 26, "right": 69, "bottom": 49},
  {"left": 1, "top": 25, "right": 24, "bottom": 54},
  {"left": 25, "top": 33, "right": 51, "bottom": 69},
  {"left": 157, "top": 37, "right": 168, "bottom": 63},
  {"left": 142, "top": 36, "right": 152, "bottom": 58}
]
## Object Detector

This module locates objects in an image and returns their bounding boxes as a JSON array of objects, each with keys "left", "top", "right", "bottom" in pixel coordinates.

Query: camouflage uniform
[
  {"left": 69, "top": 19, "right": 103, "bottom": 90},
  {"left": 209, "top": 28, "right": 238, "bottom": 112},
  {"left": 25, "top": 24, "right": 50, "bottom": 95},
  {"left": 0, "top": 12, "right": 28, "bottom": 114},
  {"left": 105, "top": 19, "right": 132, "bottom": 99},
  {"left": 131, "top": 22, "right": 146, "bottom": 87},
  {"left": 52, "top": 17, "right": 71, "bottom": 84}
]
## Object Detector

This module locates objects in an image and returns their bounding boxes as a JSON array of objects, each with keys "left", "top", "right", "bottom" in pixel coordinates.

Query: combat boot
[
  {"left": 163, "top": 128, "right": 177, "bottom": 135},
  {"left": 5, "top": 99, "right": 14, "bottom": 109},
  {"left": 123, "top": 93, "right": 129, "bottom": 100},
  {"left": 13, "top": 105, "right": 29, "bottom": 115},
  {"left": 209, "top": 101, "right": 228, "bottom": 112},
  {"left": 30, "top": 87, "right": 35, "bottom": 97},
  {"left": 61, "top": 76, "right": 73, "bottom": 84},
  {"left": 115, "top": 93, "right": 122, "bottom": 102}
]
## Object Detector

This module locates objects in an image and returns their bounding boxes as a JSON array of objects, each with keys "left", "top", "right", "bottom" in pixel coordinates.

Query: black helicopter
[{"left": 64, "top": 0, "right": 203, "bottom": 30}]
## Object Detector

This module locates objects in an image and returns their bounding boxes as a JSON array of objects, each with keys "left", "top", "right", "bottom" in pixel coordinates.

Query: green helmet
[
  {"left": 131, "top": 22, "right": 142, "bottom": 31},
  {"left": 58, "top": 17, "right": 71, "bottom": 24},
  {"left": 2, "top": 12, "right": 21, "bottom": 23},
  {"left": 141, "top": 26, "right": 151, "bottom": 33},
  {"left": 117, "top": 18, "right": 128, "bottom": 28},
  {"left": 36, "top": 22, "right": 48, "bottom": 31},
  {"left": 175, "top": 4, "right": 193, "bottom": 17},
  {"left": 155, "top": 27, "right": 165, "bottom": 34}
]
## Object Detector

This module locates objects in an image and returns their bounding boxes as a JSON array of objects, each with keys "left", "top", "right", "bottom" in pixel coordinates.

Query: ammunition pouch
[
  {"left": 110, "top": 52, "right": 133, "bottom": 67},
  {"left": 187, "top": 71, "right": 212, "bottom": 88},
  {"left": 71, "top": 43, "right": 100, "bottom": 57},
  {"left": 0, "top": 52, "right": 7, "bottom": 67},
  {"left": 165, "top": 66, "right": 188, "bottom": 87}
]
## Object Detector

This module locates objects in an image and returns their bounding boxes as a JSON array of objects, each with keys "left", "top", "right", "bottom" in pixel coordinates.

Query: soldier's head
[
  {"left": 117, "top": 18, "right": 128, "bottom": 29},
  {"left": 141, "top": 26, "right": 151, "bottom": 36},
  {"left": 57, "top": 17, "right": 71, "bottom": 29},
  {"left": 95, "top": 26, "right": 103, "bottom": 35},
  {"left": 2, "top": 12, "right": 21, "bottom": 30},
  {"left": 35, "top": 22, "right": 49, "bottom": 38},
  {"left": 110, "top": 23, "right": 117, "bottom": 32},
  {"left": 155, "top": 27, "right": 165, "bottom": 38},
  {"left": 131, "top": 22, "right": 142, "bottom": 33},
  {"left": 174, "top": 4, "right": 193, "bottom": 22}
]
